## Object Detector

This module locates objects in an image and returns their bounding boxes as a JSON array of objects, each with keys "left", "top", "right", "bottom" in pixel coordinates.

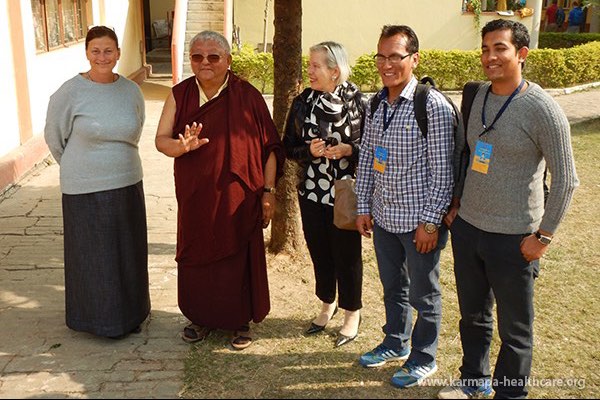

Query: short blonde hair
[{"left": 309, "top": 41, "right": 350, "bottom": 86}]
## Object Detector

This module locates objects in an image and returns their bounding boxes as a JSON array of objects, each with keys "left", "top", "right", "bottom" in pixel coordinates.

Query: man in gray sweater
[{"left": 439, "top": 20, "right": 579, "bottom": 399}]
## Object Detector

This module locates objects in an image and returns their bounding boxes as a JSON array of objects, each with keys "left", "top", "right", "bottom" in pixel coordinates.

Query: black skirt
[{"left": 62, "top": 181, "right": 150, "bottom": 337}]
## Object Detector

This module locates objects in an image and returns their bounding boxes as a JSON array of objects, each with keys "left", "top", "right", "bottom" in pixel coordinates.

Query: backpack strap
[
  {"left": 414, "top": 83, "right": 431, "bottom": 138},
  {"left": 369, "top": 90, "right": 384, "bottom": 119},
  {"left": 452, "top": 81, "right": 484, "bottom": 199},
  {"left": 461, "top": 81, "right": 484, "bottom": 134},
  {"left": 419, "top": 75, "right": 435, "bottom": 87},
  {"left": 371, "top": 77, "right": 435, "bottom": 139}
]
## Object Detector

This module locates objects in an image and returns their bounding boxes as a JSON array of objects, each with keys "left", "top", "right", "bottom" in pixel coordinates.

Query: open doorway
[{"left": 142, "top": 0, "right": 175, "bottom": 77}]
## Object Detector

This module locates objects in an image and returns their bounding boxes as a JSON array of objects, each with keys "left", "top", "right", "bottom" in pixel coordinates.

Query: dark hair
[
  {"left": 481, "top": 19, "right": 530, "bottom": 50},
  {"left": 379, "top": 25, "right": 419, "bottom": 54},
  {"left": 85, "top": 26, "right": 119, "bottom": 49}
]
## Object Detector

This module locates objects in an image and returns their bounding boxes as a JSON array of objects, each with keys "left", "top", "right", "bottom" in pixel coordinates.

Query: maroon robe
[{"left": 172, "top": 72, "right": 284, "bottom": 330}]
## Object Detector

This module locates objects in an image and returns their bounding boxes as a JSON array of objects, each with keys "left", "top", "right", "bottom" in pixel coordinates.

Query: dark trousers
[
  {"left": 298, "top": 195, "right": 363, "bottom": 311},
  {"left": 451, "top": 216, "right": 538, "bottom": 399}
]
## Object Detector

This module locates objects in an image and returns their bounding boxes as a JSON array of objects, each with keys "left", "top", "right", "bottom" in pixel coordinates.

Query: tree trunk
[{"left": 269, "top": 0, "right": 303, "bottom": 254}]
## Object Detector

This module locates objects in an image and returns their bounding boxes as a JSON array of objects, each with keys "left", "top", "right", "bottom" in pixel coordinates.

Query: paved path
[{"left": 0, "top": 80, "right": 598, "bottom": 398}]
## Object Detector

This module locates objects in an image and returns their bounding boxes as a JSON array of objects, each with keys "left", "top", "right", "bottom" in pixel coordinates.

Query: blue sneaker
[
  {"left": 359, "top": 344, "right": 410, "bottom": 368},
  {"left": 390, "top": 360, "right": 438, "bottom": 388},
  {"left": 437, "top": 380, "right": 493, "bottom": 399}
]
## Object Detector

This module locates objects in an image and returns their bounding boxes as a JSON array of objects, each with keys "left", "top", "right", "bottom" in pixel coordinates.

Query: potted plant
[
  {"left": 467, "top": 0, "right": 483, "bottom": 30},
  {"left": 509, "top": 0, "right": 526, "bottom": 10}
]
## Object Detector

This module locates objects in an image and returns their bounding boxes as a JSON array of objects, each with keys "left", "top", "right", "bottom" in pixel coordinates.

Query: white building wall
[{"left": 0, "top": 0, "right": 21, "bottom": 155}]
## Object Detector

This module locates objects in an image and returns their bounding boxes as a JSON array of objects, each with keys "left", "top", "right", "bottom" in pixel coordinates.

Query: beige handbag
[{"left": 333, "top": 178, "right": 358, "bottom": 231}]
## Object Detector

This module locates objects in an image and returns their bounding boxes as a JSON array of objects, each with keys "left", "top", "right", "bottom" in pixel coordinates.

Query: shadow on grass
[{"left": 182, "top": 316, "right": 444, "bottom": 399}]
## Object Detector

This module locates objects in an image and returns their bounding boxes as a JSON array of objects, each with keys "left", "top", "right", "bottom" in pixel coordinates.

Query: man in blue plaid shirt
[{"left": 355, "top": 25, "right": 455, "bottom": 389}]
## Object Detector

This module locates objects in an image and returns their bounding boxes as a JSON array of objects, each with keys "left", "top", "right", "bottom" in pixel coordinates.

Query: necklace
[{"left": 86, "top": 71, "right": 117, "bottom": 83}]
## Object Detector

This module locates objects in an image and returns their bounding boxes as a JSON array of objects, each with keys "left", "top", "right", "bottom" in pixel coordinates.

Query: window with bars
[{"left": 31, "top": 0, "right": 87, "bottom": 52}]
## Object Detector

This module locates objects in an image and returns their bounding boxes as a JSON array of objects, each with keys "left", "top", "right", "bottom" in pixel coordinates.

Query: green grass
[{"left": 181, "top": 119, "right": 600, "bottom": 399}]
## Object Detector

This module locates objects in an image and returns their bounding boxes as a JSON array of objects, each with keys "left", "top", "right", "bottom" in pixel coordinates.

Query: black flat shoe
[{"left": 305, "top": 306, "right": 338, "bottom": 335}]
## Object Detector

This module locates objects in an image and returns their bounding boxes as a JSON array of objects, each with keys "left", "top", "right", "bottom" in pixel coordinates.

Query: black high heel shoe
[
  {"left": 305, "top": 306, "right": 338, "bottom": 335},
  {"left": 335, "top": 314, "right": 361, "bottom": 347}
]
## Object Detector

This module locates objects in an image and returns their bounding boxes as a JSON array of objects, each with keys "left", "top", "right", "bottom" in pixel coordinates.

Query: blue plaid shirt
[{"left": 356, "top": 77, "right": 454, "bottom": 233}]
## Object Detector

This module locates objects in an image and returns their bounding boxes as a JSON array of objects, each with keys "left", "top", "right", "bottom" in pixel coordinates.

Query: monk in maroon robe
[{"left": 155, "top": 31, "right": 284, "bottom": 349}]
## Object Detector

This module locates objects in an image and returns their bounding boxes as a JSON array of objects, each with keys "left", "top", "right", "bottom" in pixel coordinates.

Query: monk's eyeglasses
[{"left": 190, "top": 54, "right": 222, "bottom": 63}]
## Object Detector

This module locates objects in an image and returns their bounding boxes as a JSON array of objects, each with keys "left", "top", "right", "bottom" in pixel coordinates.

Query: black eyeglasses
[
  {"left": 374, "top": 53, "right": 413, "bottom": 65},
  {"left": 190, "top": 54, "right": 222, "bottom": 63}
]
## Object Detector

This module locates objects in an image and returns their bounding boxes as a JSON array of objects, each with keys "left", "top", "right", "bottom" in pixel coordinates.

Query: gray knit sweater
[
  {"left": 44, "top": 74, "right": 145, "bottom": 195},
  {"left": 457, "top": 81, "right": 578, "bottom": 235}
]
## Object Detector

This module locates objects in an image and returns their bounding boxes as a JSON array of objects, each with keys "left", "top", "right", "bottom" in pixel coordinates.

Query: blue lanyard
[
  {"left": 383, "top": 98, "right": 404, "bottom": 131},
  {"left": 480, "top": 79, "right": 525, "bottom": 137}
]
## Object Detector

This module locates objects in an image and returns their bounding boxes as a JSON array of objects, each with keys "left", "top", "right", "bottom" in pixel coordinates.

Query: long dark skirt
[
  {"left": 178, "top": 224, "right": 270, "bottom": 331},
  {"left": 62, "top": 181, "right": 150, "bottom": 337}
]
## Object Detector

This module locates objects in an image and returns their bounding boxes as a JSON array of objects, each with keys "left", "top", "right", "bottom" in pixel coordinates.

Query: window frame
[{"left": 32, "top": 0, "right": 87, "bottom": 53}]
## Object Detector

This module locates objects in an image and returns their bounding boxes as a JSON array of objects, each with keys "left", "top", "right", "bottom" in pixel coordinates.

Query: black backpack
[
  {"left": 368, "top": 78, "right": 549, "bottom": 202},
  {"left": 368, "top": 76, "right": 478, "bottom": 189},
  {"left": 456, "top": 81, "right": 549, "bottom": 203}
]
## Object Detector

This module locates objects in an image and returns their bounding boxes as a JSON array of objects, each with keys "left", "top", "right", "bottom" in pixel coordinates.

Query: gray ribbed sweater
[
  {"left": 457, "top": 82, "right": 579, "bottom": 235},
  {"left": 44, "top": 74, "right": 145, "bottom": 195}
]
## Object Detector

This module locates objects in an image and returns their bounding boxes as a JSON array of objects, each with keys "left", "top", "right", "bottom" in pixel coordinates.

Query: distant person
[
  {"left": 44, "top": 26, "right": 150, "bottom": 339},
  {"left": 283, "top": 41, "right": 366, "bottom": 348},
  {"left": 155, "top": 31, "right": 285, "bottom": 350},
  {"left": 555, "top": 4, "right": 566, "bottom": 31},
  {"left": 355, "top": 25, "right": 455, "bottom": 388},
  {"left": 567, "top": 1, "right": 584, "bottom": 33},
  {"left": 544, "top": 0, "right": 559, "bottom": 32},
  {"left": 438, "top": 19, "right": 578, "bottom": 399}
]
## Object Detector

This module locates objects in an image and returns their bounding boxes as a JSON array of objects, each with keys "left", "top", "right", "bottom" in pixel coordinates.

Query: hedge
[
  {"left": 526, "top": 41, "right": 600, "bottom": 87},
  {"left": 231, "top": 41, "right": 600, "bottom": 93},
  {"left": 538, "top": 32, "right": 600, "bottom": 49},
  {"left": 230, "top": 44, "right": 274, "bottom": 93}
]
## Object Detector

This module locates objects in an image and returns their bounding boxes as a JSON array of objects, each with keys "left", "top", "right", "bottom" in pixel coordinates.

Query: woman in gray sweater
[{"left": 44, "top": 26, "right": 150, "bottom": 339}]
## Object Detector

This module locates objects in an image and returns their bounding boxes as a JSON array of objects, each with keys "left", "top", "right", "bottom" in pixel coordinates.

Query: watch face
[{"left": 424, "top": 223, "right": 438, "bottom": 234}]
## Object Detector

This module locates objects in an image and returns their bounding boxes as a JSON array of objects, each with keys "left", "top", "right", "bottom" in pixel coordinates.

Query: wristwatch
[
  {"left": 264, "top": 187, "right": 276, "bottom": 194},
  {"left": 535, "top": 231, "right": 553, "bottom": 245},
  {"left": 423, "top": 222, "right": 439, "bottom": 234}
]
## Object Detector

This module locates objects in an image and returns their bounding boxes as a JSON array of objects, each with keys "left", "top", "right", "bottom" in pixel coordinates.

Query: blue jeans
[{"left": 373, "top": 223, "right": 446, "bottom": 365}]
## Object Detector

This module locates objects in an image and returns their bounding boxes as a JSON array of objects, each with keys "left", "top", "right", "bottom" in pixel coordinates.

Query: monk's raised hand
[{"left": 179, "top": 122, "right": 209, "bottom": 153}]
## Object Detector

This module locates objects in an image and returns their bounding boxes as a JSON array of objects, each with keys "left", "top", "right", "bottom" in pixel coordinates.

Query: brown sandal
[
  {"left": 182, "top": 324, "right": 212, "bottom": 343},
  {"left": 231, "top": 325, "right": 253, "bottom": 350}
]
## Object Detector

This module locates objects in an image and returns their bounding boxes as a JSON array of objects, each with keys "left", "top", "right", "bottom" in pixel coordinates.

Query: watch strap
[{"left": 535, "top": 231, "right": 552, "bottom": 245}]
